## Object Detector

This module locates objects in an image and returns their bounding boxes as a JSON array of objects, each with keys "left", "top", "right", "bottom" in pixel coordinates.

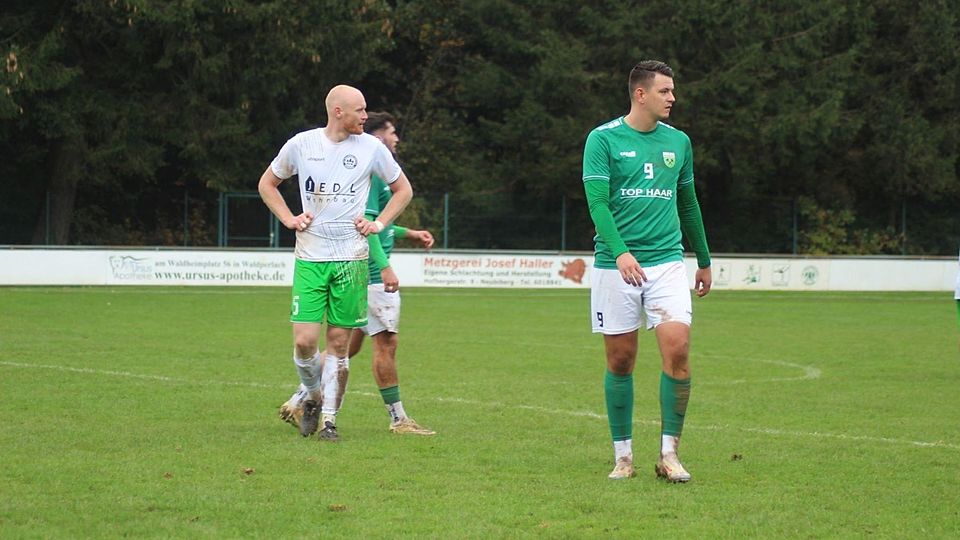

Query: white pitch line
[
  {"left": 0, "top": 361, "right": 282, "bottom": 388},
  {"left": 697, "top": 357, "right": 822, "bottom": 385},
  {"left": 1, "top": 360, "right": 955, "bottom": 451}
]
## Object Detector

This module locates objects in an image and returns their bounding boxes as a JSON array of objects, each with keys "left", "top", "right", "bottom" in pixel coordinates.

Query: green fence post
[
  {"left": 217, "top": 192, "right": 224, "bottom": 247},
  {"left": 561, "top": 196, "right": 567, "bottom": 252},
  {"left": 271, "top": 216, "right": 278, "bottom": 248},
  {"left": 901, "top": 199, "right": 907, "bottom": 255},
  {"left": 183, "top": 191, "right": 189, "bottom": 247},
  {"left": 443, "top": 192, "right": 449, "bottom": 249},
  {"left": 792, "top": 197, "right": 798, "bottom": 255},
  {"left": 45, "top": 190, "right": 51, "bottom": 245}
]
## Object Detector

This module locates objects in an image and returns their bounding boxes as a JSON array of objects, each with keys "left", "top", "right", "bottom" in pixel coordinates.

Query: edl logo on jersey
[
  {"left": 303, "top": 176, "right": 358, "bottom": 196},
  {"left": 662, "top": 152, "right": 676, "bottom": 168}
]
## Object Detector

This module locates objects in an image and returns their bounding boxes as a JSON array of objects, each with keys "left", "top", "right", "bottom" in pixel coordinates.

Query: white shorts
[
  {"left": 358, "top": 283, "right": 401, "bottom": 336},
  {"left": 590, "top": 261, "right": 692, "bottom": 334}
]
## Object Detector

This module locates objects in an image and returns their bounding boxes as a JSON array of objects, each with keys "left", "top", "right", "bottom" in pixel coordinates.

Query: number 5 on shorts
[
  {"left": 596, "top": 311, "right": 604, "bottom": 328},
  {"left": 292, "top": 295, "right": 300, "bottom": 317}
]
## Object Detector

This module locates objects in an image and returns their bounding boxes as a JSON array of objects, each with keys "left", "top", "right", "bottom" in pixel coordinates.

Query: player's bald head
[
  {"left": 325, "top": 85, "right": 365, "bottom": 115},
  {"left": 325, "top": 84, "right": 368, "bottom": 136}
]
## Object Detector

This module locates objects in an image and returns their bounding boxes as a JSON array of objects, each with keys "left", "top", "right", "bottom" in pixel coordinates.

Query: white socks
[
  {"left": 613, "top": 437, "right": 680, "bottom": 461},
  {"left": 288, "top": 384, "right": 308, "bottom": 407},
  {"left": 613, "top": 439, "right": 633, "bottom": 461},
  {"left": 385, "top": 401, "right": 407, "bottom": 423},
  {"left": 661, "top": 434, "right": 680, "bottom": 456},
  {"left": 293, "top": 352, "right": 323, "bottom": 396},
  {"left": 321, "top": 354, "right": 349, "bottom": 416}
]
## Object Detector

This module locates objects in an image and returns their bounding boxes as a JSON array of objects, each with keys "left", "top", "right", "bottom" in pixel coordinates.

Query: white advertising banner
[
  {"left": 0, "top": 248, "right": 956, "bottom": 291},
  {"left": 0, "top": 249, "right": 294, "bottom": 286},
  {"left": 388, "top": 253, "right": 590, "bottom": 288}
]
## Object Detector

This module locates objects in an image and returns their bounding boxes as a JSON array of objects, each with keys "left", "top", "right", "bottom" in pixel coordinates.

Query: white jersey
[{"left": 271, "top": 128, "right": 402, "bottom": 261}]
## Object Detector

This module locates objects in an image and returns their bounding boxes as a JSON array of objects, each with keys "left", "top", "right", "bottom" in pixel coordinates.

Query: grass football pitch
[{"left": 1, "top": 286, "right": 958, "bottom": 538}]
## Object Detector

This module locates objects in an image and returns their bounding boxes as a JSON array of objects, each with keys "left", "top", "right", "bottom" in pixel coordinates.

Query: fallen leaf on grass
[{"left": 328, "top": 504, "right": 347, "bottom": 512}]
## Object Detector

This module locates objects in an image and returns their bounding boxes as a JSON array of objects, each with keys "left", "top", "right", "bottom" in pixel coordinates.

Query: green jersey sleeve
[
  {"left": 584, "top": 180, "right": 629, "bottom": 259},
  {"left": 367, "top": 230, "right": 390, "bottom": 271},
  {"left": 678, "top": 133, "right": 694, "bottom": 186},
  {"left": 582, "top": 130, "right": 611, "bottom": 182},
  {"left": 676, "top": 182, "right": 711, "bottom": 268}
]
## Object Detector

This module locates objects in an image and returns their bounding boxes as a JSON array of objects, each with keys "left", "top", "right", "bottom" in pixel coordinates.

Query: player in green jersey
[
  {"left": 582, "top": 61, "right": 712, "bottom": 482},
  {"left": 278, "top": 112, "right": 436, "bottom": 435},
  {"left": 351, "top": 111, "right": 436, "bottom": 434}
]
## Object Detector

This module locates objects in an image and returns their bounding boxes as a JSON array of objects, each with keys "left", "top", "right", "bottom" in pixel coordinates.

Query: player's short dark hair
[
  {"left": 365, "top": 111, "right": 396, "bottom": 134},
  {"left": 628, "top": 60, "right": 674, "bottom": 94}
]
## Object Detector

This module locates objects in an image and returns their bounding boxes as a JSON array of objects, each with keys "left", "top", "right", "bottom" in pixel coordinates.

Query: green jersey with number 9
[{"left": 582, "top": 117, "right": 695, "bottom": 269}]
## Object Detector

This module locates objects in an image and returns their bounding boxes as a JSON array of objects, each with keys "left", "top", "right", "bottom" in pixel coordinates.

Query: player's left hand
[
  {"left": 694, "top": 267, "right": 712, "bottom": 297},
  {"left": 354, "top": 216, "right": 384, "bottom": 237},
  {"left": 381, "top": 267, "right": 399, "bottom": 293},
  {"left": 411, "top": 229, "right": 435, "bottom": 250}
]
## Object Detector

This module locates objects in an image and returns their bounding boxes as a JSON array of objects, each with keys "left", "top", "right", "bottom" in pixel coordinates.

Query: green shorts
[{"left": 291, "top": 259, "right": 369, "bottom": 327}]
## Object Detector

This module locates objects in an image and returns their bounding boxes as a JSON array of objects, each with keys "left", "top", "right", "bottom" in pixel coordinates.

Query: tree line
[{"left": 2, "top": 0, "right": 958, "bottom": 254}]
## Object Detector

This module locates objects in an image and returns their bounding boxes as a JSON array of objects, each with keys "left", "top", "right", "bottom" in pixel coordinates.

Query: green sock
[
  {"left": 604, "top": 370, "right": 633, "bottom": 441},
  {"left": 379, "top": 385, "right": 401, "bottom": 405},
  {"left": 660, "top": 371, "right": 691, "bottom": 437}
]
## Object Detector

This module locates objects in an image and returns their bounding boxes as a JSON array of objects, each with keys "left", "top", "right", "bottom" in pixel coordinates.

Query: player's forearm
[
  {"left": 368, "top": 231, "right": 390, "bottom": 270},
  {"left": 393, "top": 225, "right": 408, "bottom": 239},
  {"left": 258, "top": 170, "right": 295, "bottom": 224},
  {"left": 584, "top": 180, "right": 629, "bottom": 258},
  {"left": 378, "top": 176, "right": 413, "bottom": 226},
  {"left": 677, "top": 183, "right": 711, "bottom": 269}
]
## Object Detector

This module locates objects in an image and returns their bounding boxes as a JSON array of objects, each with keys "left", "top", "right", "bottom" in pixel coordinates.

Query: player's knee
[
  {"left": 606, "top": 350, "right": 635, "bottom": 374},
  {"left": 293, "top": 327, "right": 320, "bottom": 353},
  {"left": 373, "top": 332, "right": 398, "bottom": 352},
  {"left": 384, "top": 335, "right": 398, "bottom": 355},
  {"left": 663, "top": 352, "right": 690, "bottom": 378},
  {"left": 294, "top": 341, "right": 317, "bottom": 359}
]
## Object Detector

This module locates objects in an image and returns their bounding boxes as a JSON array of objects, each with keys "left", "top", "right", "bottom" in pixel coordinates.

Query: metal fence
[
  {"left": 211, "top": 191, "right": 958, "bottom": 256},
  {"left": 17, "top": 189, "right": 960, "bottom": 256}
]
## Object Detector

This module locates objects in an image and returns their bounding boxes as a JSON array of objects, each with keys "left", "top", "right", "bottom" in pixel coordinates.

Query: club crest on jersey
[
  {"left": 342, "top": 155, "right": 358, "bottom": 169},
  {"left": 662, "top": 152, "right": 676, "bottom": 168}
]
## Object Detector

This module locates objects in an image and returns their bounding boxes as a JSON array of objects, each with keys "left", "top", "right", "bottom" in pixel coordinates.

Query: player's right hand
[
  {"left": 616, "top": 252, "right": 647, "bottom": 287},
  {"left": 354, "top": 216, "right": 384, "bottom": 236},
  {"left": 381, "top": 267, "right": 399, "bottom": 293},
  {"left": 285, "top": 212, "right": 313, "bottom": 231}
]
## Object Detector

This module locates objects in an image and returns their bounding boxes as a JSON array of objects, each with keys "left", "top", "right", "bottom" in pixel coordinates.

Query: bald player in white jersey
[{"left": 258, "top": 85, "right": 412, "bottom": 442}]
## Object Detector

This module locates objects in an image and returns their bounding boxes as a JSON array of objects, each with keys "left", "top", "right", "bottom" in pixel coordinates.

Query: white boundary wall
[{"left": 0, "top": 248, "right": 956, "bottom": 291}]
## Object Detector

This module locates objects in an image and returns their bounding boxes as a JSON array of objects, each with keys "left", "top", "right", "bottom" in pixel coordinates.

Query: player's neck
[
  {"left": 623, "top": 109, "right": 658, "bottom": 133},
  {"left": 322, "top": 125, "right": 350, "bottom": 143}
]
